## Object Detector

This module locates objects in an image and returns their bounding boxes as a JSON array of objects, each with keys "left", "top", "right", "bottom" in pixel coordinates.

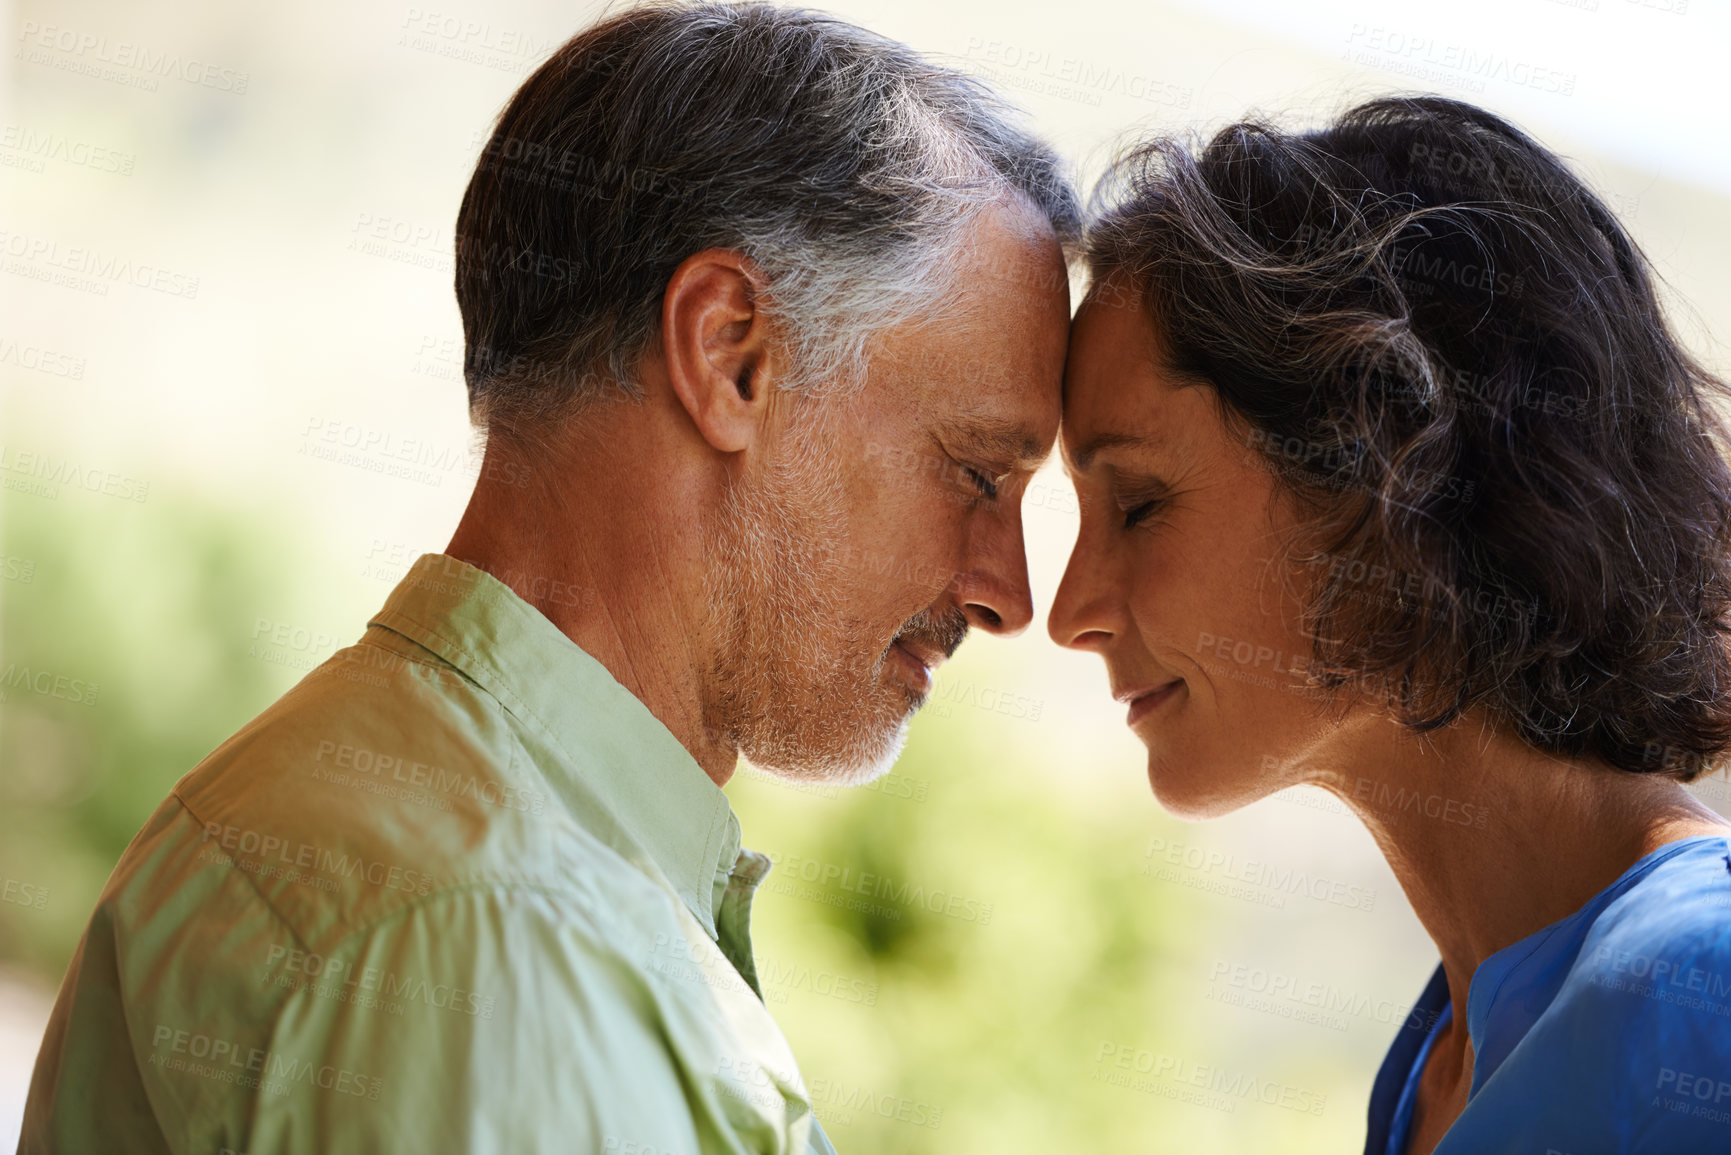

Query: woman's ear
[{"left": 660, "top": 249, "right": 777, "bottom": 453}]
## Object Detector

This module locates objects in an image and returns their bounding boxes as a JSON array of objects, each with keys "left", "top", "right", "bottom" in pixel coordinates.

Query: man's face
[{"left": 703, "top": 199, "right": 1070, "bottom": 784}]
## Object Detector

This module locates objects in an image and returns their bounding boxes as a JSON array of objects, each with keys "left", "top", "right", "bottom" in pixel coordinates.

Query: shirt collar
[{"left": 366, "top": 553, "right": 741, "bottom": 938}]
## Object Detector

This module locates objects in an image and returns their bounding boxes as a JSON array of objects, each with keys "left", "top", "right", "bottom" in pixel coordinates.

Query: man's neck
[{"left": 444, "top": 430, "right": 738, "bottom": 786}]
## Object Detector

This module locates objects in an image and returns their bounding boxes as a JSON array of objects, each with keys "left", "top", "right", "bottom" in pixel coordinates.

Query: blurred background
[{"left": 3, "top": 0, "right": 1728, "bottom": 1150}]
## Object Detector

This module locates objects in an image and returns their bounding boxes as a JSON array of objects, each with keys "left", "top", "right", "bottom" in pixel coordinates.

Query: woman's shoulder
[
  {"left": 1585, "top": 833, "right": 1731, "bottom": 964},
  {"left": 1449, "top": 837, "right": 1731, "bottom": 1152},
  {"left": 1570, "top": 834, "right": 1731, "bottom": 994}
]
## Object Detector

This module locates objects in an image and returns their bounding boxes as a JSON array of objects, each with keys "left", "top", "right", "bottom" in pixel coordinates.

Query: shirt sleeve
[{"left": 239, "top": 883, "right": 711, "bottom": 1155}]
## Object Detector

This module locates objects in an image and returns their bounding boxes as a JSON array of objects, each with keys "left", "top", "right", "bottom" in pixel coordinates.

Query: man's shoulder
[
  {"left": 139, "top": 630, "right": 676, "bottom": 955},
  {"left": 181, "top": 631, "right": 533, "bottom": 846}
]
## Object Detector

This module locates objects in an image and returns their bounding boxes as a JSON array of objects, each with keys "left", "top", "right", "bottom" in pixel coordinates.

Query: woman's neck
[{"left": 1322, "top": 714, "right": 1729, "bottom": 1027}]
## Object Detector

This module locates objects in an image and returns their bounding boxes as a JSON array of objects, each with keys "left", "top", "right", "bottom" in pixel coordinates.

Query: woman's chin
[{"left": 1145, "top": 755, "right": 1254, "bottom": 821}]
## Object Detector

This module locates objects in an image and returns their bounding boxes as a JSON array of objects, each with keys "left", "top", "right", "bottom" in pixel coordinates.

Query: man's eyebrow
[
  {"left": 941, "top": 419, "right": 1051, "bottom": 472},
  {"left": 1068, "top": 431, "right": 1159, "bottom": 471}
]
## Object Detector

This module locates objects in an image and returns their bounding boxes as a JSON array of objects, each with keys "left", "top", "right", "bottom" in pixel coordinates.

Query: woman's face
[{"left": 1049, "top": 286, "right": 1347, "bottom": 818}]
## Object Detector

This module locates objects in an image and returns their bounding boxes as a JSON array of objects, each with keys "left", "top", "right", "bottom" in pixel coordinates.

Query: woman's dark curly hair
[{"left": 1086, "top": 95, "right": 1731, "bottom": 779}]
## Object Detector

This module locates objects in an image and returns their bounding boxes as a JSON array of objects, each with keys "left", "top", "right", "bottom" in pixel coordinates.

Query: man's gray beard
[{"left": 701, "top": 413, "right": 915, "bottom": 786}]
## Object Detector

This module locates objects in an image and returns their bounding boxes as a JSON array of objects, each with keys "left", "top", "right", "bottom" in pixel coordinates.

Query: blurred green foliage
[{"left": 0, "top": 488, "right": 316, "bottom": 977}]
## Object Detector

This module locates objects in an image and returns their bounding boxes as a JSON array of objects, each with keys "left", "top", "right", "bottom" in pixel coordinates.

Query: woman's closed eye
[{"left": 1116, "top": 491, "right": 1167, "bottom": 530}]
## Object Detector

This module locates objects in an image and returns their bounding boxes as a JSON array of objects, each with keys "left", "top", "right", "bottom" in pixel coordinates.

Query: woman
[{"left": 1051, "top": 96, "right": 1731, "bottom": 1154}]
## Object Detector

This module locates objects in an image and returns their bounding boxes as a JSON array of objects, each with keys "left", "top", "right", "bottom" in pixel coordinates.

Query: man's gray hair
[{"left": 454, "top": 1, "right": 1079, "bottom": 441}]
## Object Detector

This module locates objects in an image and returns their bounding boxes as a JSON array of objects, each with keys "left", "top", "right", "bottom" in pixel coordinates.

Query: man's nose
[{"left": 953, "top": 515, "right": 1035, "bottom": 637}]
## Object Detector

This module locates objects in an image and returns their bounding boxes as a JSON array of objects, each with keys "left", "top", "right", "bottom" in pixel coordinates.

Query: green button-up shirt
[{"left": 22, "top": 553, "right": 838, "bottom": 1155}]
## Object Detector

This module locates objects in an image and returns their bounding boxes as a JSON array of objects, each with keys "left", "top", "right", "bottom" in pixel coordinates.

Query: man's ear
[{"left": 660, "top": 249, "right": 776, "bottom": 454}]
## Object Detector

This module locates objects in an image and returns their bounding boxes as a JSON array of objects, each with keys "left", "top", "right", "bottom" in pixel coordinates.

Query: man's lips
[
  {"left": 893, "top": 639, "right": 946, "bottom": 671},
  {"left": 890, "top": 640, "right": 942, "bottom": 693},
  {"left": 1114, "top": 679, "right": 1184, "bottom": 727},
  {"left": 888, "top": 607, "right": 968, "bottom": 698}
]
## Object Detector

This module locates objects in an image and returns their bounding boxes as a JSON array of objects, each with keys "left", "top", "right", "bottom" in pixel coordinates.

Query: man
[{"left": 21, "top": 3, "right": 1074, "bottom": 1151}]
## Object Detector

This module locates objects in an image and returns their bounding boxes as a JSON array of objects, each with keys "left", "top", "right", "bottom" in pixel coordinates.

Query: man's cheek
[{"left": 831, "top": 538, "right": 957, "bottom": 614}]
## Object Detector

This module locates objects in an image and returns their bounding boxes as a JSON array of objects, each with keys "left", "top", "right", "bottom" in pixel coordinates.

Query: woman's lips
[{"left": 1124, "top": 680, "right": 1183, "bottom": 727}]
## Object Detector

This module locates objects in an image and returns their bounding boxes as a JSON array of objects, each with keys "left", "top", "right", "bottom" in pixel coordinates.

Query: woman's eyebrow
[{"left": 1066, "top": 430, "right": 1161, "bottom": 472}]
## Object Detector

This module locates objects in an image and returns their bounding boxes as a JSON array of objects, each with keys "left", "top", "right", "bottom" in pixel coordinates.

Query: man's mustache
[{"left": 893, "top": 605, "right": 971, "bottom": 664}]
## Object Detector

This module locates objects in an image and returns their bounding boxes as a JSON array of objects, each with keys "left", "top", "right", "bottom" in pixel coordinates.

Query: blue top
[{"left": 1365, "top": 834, "right": 1731, "bottom": 1155}]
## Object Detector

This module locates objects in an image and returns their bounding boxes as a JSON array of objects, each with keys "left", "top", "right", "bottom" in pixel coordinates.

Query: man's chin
[{"left": 738, "top": 714, "right": 912, "bottom": 788}]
